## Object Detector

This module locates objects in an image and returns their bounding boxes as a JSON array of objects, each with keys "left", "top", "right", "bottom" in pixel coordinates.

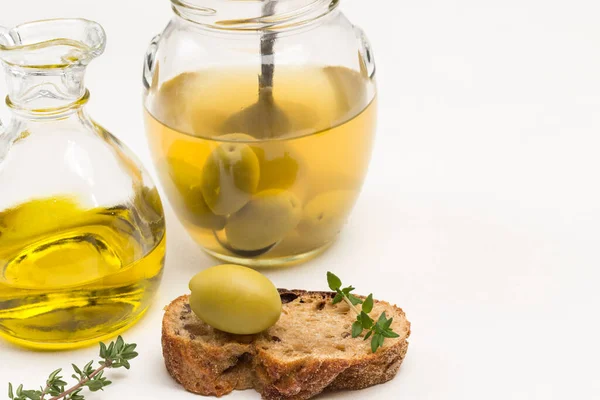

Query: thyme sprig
[
  {"left": 7, "top": 336, "right": 138, "bottom": 400},
  {"left": 327, "top": 272, "right": 400, "bottom": 353}
]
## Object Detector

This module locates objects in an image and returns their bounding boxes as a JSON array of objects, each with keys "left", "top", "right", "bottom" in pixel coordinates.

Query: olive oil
[
  {"left": 0, "top": 196, "right": 165, "bottom": 349},
  {"left": 145, "top": 66, "right": 376, "bottom": 266}
]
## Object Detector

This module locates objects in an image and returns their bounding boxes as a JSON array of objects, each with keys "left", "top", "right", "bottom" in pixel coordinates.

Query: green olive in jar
[
  {"left": 297, "top": 190, "right": 358, "bottom": 246},
  {"left": 166, "top": 157, "right": 226, "bottom": 230},
  {"left": 188, "top": 264, "right": 282, "bottom": 334},
  {"left": 201, "top": 141, "right": 260, "bottom": 216},
  {"left": 254, "top": 145, "right": 301, "bottom": 192},
  {"left": 218, "top": 133, "right": 303, "bottom": 192},
  {"left": 225, "top": 189, "right": 302, "bottom": 251}
]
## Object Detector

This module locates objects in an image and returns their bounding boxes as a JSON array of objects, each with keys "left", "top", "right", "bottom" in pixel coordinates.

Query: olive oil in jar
[
  {"left": 145, "top": 66, "right": 376, "bottom": 267},
  {"left": 0, "top": 195, "right": 165, "bottom": 349}
]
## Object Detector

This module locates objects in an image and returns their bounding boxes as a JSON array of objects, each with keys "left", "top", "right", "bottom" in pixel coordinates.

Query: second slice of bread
[{"left": 162, "top": 290, "right": 410, "bottom": 400}]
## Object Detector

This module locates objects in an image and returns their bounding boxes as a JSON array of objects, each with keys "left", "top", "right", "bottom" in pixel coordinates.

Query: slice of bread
[{"left": 162, "top": 290, "right": 410, "bottom": 400}]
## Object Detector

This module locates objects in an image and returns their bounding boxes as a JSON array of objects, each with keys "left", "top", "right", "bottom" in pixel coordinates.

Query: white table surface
[{"left": 2, "top": 1, "right": 600, "bottom": 399}]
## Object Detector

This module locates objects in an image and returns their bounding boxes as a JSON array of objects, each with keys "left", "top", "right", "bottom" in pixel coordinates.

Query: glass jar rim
[{"left": 171, "top": 0, "right": 339, "bottom": 31}]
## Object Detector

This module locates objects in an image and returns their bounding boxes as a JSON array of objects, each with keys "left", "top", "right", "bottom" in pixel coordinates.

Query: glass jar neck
[
  {"left": 4, "top": 64, "right": 88, "bottom": 114},
  {"left": 171, "top": 0, "right": 339, "bottom": 31}
]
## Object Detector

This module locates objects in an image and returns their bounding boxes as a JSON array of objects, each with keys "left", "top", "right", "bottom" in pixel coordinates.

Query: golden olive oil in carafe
[
  {"left": 0, "top": 195, "right": 165, "bottom": 349},
  {"left": 145, "top": 66, "right": 376, "bottom": 266}
]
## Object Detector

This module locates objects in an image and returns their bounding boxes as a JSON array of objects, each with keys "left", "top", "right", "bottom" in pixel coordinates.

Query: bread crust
[{"left": 162, "top": 291, "right": 410, "bottom": 399}]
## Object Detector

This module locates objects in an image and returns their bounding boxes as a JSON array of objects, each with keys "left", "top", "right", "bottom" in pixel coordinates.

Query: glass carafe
[
  {"left": 0, "top": 19, "right": 166, "bottom": 349},
  {"left": 143, "top": 0, "right": 376, "bottom": 267}
]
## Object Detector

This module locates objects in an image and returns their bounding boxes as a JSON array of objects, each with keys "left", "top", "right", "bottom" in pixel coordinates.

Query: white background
[{"left": 1, "top": 1, "right": 600, "bottom": 399}]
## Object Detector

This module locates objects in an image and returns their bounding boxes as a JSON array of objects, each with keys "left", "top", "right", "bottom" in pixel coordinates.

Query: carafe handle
[
  {"left": 354, "top": 26, "right": 376, "bottom": 79},
  {"left": 143, "top": 34, "right": 161, "bottom": 90}
]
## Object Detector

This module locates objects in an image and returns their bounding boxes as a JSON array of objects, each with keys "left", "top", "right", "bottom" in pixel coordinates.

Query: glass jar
[
  {"left": 143, "top": 0, "right": 376, "bottom": 267},
  {"left": 0, "top": 19, "right": 166, "bottom": 349}
]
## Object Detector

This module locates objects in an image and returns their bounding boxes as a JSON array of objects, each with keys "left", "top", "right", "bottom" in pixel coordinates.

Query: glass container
[
  {"left": 143, "top": 0, "right": 376, "bottom": 267},
  {"left": 0, "top": 19, "right": 166, "bottom": 349}
]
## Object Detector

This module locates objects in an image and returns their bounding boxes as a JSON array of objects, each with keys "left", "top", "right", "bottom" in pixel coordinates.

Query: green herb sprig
[
  {"left": 7, "top": 336, "right": 138, "bottom": 400},
  {"left": 327, "top": 272, "right": 400, "bottom": 353}
]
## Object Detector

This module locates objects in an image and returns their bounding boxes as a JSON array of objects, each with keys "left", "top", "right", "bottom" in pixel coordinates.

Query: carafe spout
[
  {"left": 0, "top": 25, "right": 15, "bottom": 48},
  {"left": 0, "top": 19, "right": 106, "bottom": 113},
  {"left": 0, "top": 19, "right": 105, "bottom": 68}
]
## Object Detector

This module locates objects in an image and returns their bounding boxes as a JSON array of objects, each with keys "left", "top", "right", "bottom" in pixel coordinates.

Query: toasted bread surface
[{"left": 162, "top": 290, "right": 410, "bottom": 399}]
